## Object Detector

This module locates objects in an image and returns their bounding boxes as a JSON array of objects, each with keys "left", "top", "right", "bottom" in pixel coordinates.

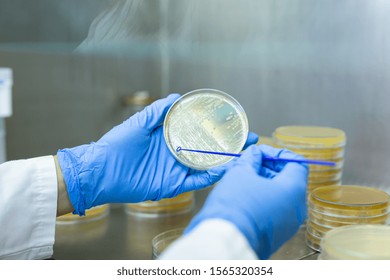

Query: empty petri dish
[
  {"left": 319, "top": 225, "right": 390, "bottom": 259},
  {"left": 305, "top": 228, "right": 322, "bottom": 251},
  {"left": 125, "top": 192, "right": 194, "bottom": 217},
  {"left": 164, "top": 89, "right": 249, "bottom": 170},
  {"left": 152, "top": 228, "right": 184, "bottom": 259}
]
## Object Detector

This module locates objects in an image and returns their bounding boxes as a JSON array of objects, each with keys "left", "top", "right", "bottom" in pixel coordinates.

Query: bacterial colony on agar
[{"left": 164, "top": 90, "right": 248, "bottom": 170}]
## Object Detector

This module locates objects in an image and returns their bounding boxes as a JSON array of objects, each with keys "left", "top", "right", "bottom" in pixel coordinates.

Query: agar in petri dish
[
  {"left": 56, "top": 204, "right": 110, "bottom": 225},
  {"left": 272, "top": 126, "right": 346, "bottom": 149},
  {"left": 164, "top": 89, "right": 249, "bottom": 170},
  {"left": 310, "top": 185, "right": 390, "bottom": 210},
  {"left": 125, "top": 192, "right": 194, "bottom": 217},
  {"left": 319, "top": 225, "right": 390, "bottom": 259}
]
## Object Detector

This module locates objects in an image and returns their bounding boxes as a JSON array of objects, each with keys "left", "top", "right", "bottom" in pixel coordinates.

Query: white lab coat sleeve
[
  {"left": 159, "top": 219, "right": 258, "bottom": 259},
  {"left": 0, "top": 156, "right": 57, "bottom": 259}
]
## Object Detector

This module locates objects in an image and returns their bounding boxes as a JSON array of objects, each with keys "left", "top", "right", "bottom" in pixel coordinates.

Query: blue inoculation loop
[
  {"left": 176, "top": 146, "right": 336, "bottom": 167},
  {"left": 176, "top": 146, "right": 241, "bottom": 157}
]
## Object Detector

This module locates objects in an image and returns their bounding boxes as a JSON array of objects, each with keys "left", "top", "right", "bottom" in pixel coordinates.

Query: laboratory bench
[{"left": 53, "top": 187, "right": 318, "bottom": 260}]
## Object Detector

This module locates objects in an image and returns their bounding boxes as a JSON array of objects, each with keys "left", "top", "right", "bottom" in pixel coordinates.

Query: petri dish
[
  {"left": 308, "top": 170, "right": 343, "bottom": 183},
  {"left": 55, "top": 215, "right": 109, "bottom": 245},
  {"left": 319, "top": 225, "right": 390, "bottom": 259},
  {"left": 125, "top": 192, "right": 194, "bottom": 217},
  {"left": 308, "top": 210, "right": 389, "bottom": 228},
  {"left": 272, "top": 126, "right": 346, "bottom": 149},
  {"left": 307, "top": 220, "right": 330, "bottom": 237},
  {"left": 309, "top": 185, "right": 390, "bottom": 214},
  {"left": 308, "top": 159, "right": 344, "bottom": 172},
  {"left": 307, "top": 180, "right": 341, "bottom": 193},
  {"left": 305, "top": 228, "right": 322, "bottom": 251},
  {"left": 306, "top": 185, "right": 390, "bottom": 252},
  {"left": 56, "top": 204, "right": 110, "bottom": 224},
  {"left": 295, "top": 149, "right": 345, "bottom": 160},
  {"left": 164, "top": 89, "right": 249, "bottom": 170},
  {"left": 152, "top": 228, "right": 184, "bottom": 259}
]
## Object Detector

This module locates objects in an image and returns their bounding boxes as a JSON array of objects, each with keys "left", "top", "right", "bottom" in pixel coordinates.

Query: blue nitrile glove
[
  {"left": 57, "top": 94, "right": 258, "bottom": 215},
  {"left": 184, "top": 144, "right": 308, "bottom": 259}
]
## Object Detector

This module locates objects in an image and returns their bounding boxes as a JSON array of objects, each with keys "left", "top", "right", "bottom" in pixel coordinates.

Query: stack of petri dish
[
  {"left": 306, "top": 185, "right": 390, "bottom": 251},
  {"left": 56, "top": 204, "right": 110, "bottom": 224},
  {"left": 318, "top": 224, "right": 390, "bottom": 259},
  {"left": 272, "top": 126, "right": 346, "bottom": 193},
  {"left": 125, "top": 192, "right": 195, "bottom": 217}
]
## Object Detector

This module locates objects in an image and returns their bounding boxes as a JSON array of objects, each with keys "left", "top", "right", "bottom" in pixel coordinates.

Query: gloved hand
[
  {"left": 184, "top": 144, "right": 308, "bottom": 259},
  {"left": 57, "top": 94, "right": 258, "bottom": 215}
]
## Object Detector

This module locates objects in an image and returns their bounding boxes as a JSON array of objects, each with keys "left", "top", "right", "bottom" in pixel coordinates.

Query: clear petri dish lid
[
  {"left": 308, "top": 199, "right": 389, "bottom": 217},
  {"left": 320, "top": 225, "right": 390, "bottom": 259},
  {"left": 308, "top": 209, "right": 389, "bottom": 227},
  {"left": 305, "top": 225, "right": 323, "bottom": 252},
  {"left": 308, "top": 158, "right": 344, "bottom": 172},
  {"left": 163, "top": 89, "right": 249, "bottom": 170},
  {"left": 309, "top": 185, "right": 390, "bottom": 211},
  {"left": 308, "top": 170, "right": 343, "bottom": 183},
  {"left": 309, "top": 168, "right": 343, "bottom": 177},
  {"left": 152, "top": 228, "right": 184, "bottom": 259},
  {"left": 293, "top": 149, "right": 345, "bottom": 160},
  {"left": 307, "top": 220, "right": 332, "bottom": 236},
  {"left": 125, "top": 192, "right": 194, "bottom": 217},
  {"left": 273, "top": 126, "right": 346, "bottom": 149}
]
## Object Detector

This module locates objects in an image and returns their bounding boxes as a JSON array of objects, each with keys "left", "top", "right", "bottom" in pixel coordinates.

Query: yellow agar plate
[{"left": 273, "top": 126, "right": 346, "bottom": 148}]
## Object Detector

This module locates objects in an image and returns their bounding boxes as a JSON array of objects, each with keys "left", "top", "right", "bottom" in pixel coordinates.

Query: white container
[{"left": 0, "top": 68, "right": 13, "bottom": 118}]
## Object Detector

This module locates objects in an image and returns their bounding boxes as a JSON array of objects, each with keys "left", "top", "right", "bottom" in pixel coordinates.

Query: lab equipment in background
[
  {"left": 152, "top": 227, "right": 184, "bottom": 259},
  {"left": 306, "top": 185, "right": 390, "bottom": 251},
  {"left": 318, "top": 225, "right": 390, "bottom": 259},
  {"left": 272, "top": 126, "right": 346, "bottom": 193},
  {"left": 56, "top": 205, "right": 110, "bottom": 224},
  {"left": 0, "top": 68, "right": 12, "bottom": 164},
  {"left": 164, "top": 88, "right": 249, "bottom": 170},
  {"left": 125, "top": 191, "right": 194, "bottom": 217}
]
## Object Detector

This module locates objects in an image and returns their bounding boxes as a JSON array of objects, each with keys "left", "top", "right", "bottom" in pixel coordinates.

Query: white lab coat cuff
[
  {"left": 0, "top": 156, "right": 57, "bottom": 259},
  {"left": 159, "top": 219, "right": 258, "bottom": 259}
]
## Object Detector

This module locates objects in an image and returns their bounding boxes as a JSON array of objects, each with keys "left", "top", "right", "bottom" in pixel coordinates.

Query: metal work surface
[{"left": 53, "top": 188, "right": 318, "bottom": 260}]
